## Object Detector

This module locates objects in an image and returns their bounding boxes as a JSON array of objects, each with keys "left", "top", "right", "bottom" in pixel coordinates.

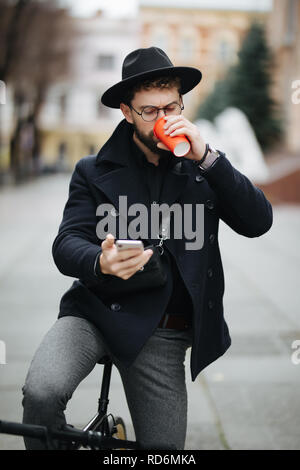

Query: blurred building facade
[
  {"left": 266, "top": 0, "right": 300, "bottom": 154},
  {"left": 139, "top": 0, "right": 271, "bottom": 120},
  {"left": 39, "top": 10, "right": 139, "bottom": 169},
  {"left": 39, "top": 2, "right": 274, "bottom": 170}
]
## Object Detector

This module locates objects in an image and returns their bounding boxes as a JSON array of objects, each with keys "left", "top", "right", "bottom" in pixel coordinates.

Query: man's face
[{"left": 123, "top": 87, "right": 182, "bottom": 158}]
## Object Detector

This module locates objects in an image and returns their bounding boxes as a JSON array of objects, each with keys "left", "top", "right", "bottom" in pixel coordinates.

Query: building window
[
  {"left": 179, "top": 37, "right": 194, "bottom": 61},
  {"left": 217, "top": 40, "right": 233, "bottom": 64},
  {"left": 284, "top": 0, "right": 298, "bottom": 45},
  {"left": 152, "top": 32, "right": 169, "bottom": 53},
  {"left": 96, "top": 54, "right": 115, "bottom": 70}
]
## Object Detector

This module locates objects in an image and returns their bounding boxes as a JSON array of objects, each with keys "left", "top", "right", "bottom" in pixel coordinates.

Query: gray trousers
[{"left": 22, "top": 316, "right": 193, "bottom": 450}]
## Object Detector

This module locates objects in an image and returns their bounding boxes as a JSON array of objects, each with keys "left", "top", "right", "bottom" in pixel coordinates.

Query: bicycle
[{"left": 0, "top": 355, "right": 140, "bottom": 450}]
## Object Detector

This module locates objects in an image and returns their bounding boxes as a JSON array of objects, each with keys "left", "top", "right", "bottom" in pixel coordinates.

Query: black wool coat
[{"left": 52, "top": 119, "right": 273, "bottom": 381}]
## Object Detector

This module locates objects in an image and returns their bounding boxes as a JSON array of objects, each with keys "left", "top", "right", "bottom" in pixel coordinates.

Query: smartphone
[{"left": 116, "top": 240, "right": 144, "bottom": 251}]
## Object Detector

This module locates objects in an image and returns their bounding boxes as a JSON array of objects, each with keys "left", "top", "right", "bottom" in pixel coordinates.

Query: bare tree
[{"left": 0, "top": 0, "right": 77, "bottom": 183}]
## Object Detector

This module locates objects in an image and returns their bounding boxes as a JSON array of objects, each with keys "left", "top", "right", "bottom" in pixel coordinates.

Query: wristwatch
[{"left": 198, "top": 143, "right": 220, "bottom": 170}]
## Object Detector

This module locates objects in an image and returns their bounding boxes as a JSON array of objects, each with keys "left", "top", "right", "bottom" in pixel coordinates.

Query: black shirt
[{"left": 130, "top": 138, "right": 193, "bottom": 324}]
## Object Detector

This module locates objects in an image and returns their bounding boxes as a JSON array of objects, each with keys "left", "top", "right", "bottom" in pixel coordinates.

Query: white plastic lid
[{"left": 174, "top": 141, "right": 190, "bottom": 157}]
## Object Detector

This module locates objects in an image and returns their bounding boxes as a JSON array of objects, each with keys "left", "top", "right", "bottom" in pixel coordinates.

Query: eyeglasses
[{"left": 129, "top": 102, "right": 184, "bottom": 122}]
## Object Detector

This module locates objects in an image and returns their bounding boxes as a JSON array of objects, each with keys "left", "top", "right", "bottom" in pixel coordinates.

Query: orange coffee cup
[{"left": 153, "top": 116, "right": 191, "bottom": 157}]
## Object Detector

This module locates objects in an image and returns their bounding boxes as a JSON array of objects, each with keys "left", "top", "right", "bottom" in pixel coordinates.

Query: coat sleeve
[
  {"left": 52, "top": 158, "right": 106, "bottom": 283},
  {"left": 199, "top": 151, "right": 273, "bottom": 237}
]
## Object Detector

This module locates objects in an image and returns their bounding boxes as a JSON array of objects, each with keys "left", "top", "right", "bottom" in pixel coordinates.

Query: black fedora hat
[{"left": 101, "top": 46, "right": 202, "bottom": 109}]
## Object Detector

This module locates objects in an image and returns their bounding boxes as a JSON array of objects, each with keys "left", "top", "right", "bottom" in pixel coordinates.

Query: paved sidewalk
[{"left": 0, "top": 173, "right": 299, "bottom": 450}]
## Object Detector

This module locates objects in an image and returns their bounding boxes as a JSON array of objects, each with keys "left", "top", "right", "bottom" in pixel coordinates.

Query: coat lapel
[{"left": 91, "top": 119, "right": 190, "bottom": 246}]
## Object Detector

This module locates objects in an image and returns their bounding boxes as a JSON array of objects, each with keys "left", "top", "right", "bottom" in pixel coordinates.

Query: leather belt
[{"left": 158, "top": 313, "right": 190, "bottom": 330}]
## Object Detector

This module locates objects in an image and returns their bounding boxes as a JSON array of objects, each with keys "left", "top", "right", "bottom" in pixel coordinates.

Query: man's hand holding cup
[{"left": 155, "top": 115, "right": 206, "bottom": 162}]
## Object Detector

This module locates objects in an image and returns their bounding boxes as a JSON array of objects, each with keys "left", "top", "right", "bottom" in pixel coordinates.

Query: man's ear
[{"left": 120, "top": 103, "right": 133, "bottom": 124}]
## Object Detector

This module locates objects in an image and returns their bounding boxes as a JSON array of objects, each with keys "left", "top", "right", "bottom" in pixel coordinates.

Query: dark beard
[{"left": 132, "top": 122, "right": 172, "bottom": 160}]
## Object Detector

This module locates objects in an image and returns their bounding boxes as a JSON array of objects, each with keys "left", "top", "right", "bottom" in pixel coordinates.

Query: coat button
[
  {"left": 207, "top": 268, "right": 213, "bottom": 278},
  {"left": 208, "top": 300, "right": 215, "bottom": 309},
  {"left": 209, "top": 234, "right": 215, "bottom": 244},
  {"left": 195, "top": 175, "right": 204, "bottom": 182},
  {"left": 205, "top": 199, "right": 215, "bottom": 210},
  {"left": 110, "top": 303, "right": 121, "bottom": 311}
]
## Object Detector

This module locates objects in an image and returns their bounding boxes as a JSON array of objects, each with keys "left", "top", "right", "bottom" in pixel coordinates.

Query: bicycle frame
[{"left": 81, "top": 357, "right": 114, "bottom": 436}]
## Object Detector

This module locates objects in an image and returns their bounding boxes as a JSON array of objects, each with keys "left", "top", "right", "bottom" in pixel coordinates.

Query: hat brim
[{"left": 101, "top": 66, "right": 202, "bottom": 109}]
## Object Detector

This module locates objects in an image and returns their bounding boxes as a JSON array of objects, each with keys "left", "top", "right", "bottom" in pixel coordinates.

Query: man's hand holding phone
[{"left": 99, "top": 234, "right": 153, "bottom": 280}]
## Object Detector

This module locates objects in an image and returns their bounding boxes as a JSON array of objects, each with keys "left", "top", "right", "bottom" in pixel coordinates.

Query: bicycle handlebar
[{"left": 0, "top": 419, "right": 138, "bottom": 449}]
